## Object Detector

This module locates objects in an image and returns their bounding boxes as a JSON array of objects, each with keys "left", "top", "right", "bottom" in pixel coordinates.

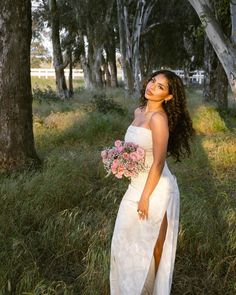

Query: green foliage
[
  {"left": 33, "top": 85, "right": 59, "bottom": 102},
  {"left": 0, "top": 85, "right": 236, "bottom": 294},
  {"left": 91, "top": 93, "right": 127, "bottom": 115}
]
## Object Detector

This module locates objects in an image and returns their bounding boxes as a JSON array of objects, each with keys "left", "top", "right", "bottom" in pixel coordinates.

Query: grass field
[{"left": 0, "top": 78, "right": 236, "bottom": 294}]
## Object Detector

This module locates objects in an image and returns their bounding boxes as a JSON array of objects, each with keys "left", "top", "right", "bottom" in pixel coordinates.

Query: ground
[{"left": 0, "top": 78, "right": 235, "bottom": 294}]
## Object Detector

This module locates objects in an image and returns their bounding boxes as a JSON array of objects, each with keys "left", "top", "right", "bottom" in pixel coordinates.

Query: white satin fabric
[{"left": 110, "top": 125, "right": 180, "bottom": 295}]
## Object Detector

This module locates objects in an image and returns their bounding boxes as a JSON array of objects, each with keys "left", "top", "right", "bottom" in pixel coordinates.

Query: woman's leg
[{"left": 154, "top": 211, "right": 168, "bottom": 274}]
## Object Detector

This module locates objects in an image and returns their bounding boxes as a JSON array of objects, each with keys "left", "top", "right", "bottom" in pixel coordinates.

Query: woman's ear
[{"left": 166, "top": 94, "right": 173, "bottom": 101}]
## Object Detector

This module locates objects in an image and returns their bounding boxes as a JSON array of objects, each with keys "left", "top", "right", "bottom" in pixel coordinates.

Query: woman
[{"left": 110, "top": 70, "right": 195, "bottom": 295}]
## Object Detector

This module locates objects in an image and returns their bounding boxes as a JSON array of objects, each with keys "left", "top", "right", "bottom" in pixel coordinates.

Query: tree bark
[
  {"left": 216, "top": 61, "right": 228, "bottom": 109},
  {"left": 105, "top": 30, "right": 118, "bottom": 87},
  {"left": 68, "top": 47, "right": 74, "bottom": 97},
  {"left": 203, "top": 35, "right": 217, "bottom": 102},
  {"left": 77, "top": 31, "right": 94, "bottom": 90},
  {"left": 101, "top": 53, "right": 111, "bottom": 87},
  {"left": 117, "top": 0, "right": 134, "bottom": 93},
  {"left": 132, "top": 0, "right": 155, "bottom": 95},
  {"left": 230, "top": 0, "right": 236, "bottom": 44},
  {"left": 117, "top": 0, "right": 156, "bottom": 95},
  {"left": 49, "top": 0, "right": 69, "bottom": 99},
  {"left": 188, "top": 0, "right": 236, "bottom": 98},
  {"left": 109, "top": 55, "right": 118, "bottom": 88},
  {"left": 0, "top": 0, "right": 40, "bottom": 171},
  {"left": 93, "top": 46, "right": 103, "bottom": 87}
]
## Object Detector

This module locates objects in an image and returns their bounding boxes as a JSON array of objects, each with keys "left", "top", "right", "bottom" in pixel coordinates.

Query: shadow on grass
[{"left": 170, "top": 91, "right": 236, "bottom": 294}]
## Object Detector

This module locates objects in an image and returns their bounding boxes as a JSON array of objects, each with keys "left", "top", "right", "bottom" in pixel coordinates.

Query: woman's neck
[{"left": 144, "top": 101, "right": 164, "bottom": 114}]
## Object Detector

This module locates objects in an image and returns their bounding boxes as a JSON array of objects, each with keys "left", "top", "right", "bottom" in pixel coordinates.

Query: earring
[{"left": 164, "top": 99, "right": 167, "bottom": 104}]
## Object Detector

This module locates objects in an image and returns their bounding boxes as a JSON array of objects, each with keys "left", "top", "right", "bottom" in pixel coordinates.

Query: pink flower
[
  {"left": 101, "top": 150, "right": 107, "bottom": 159},
  {"left": 116, "top": 146, "right": 124, "bottom": 153},
  {"left": 101, "top": 139, "right": 146, "bottom": 180},
  {"left": 130, "top": 152, "right": 138, "bottom": 161},
  {"left": 136, "top": 147, "right": 145, "bottom": 158},
  {"left": 108, "top": 149, "right": 115, "bottom": 158},
  {"left": 118, "top": 164, "right": 125, "bottom": 172},
  {"left": 114, "top": 140, "right": 122, "bottom": 147},
  {"left": 122, "top": 152, "right": 129, "bottom": 160},
  {"left": 124, "top": 170, "right": 132, "bottom": 177},
  {"left": 124, "top": 142, "right": 135, "bottom": 148},
  {"left": 115, "top": 173, "right": 123, "bottom": 179},
  {"left": 111, "top": 159, "right": 119, "bottom": 173}
]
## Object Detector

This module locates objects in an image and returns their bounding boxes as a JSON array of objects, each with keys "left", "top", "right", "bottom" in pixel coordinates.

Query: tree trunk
[
  {"left": 132, "top": 1, "right": 145, "bottom": 95},
  {"left": 140, "top": 42, "right": 152, "bottom": 83},
  {"left": 117, "top": 0, "right": 134, "bottom": 93},
  {"left": 0, "top": 0, "right": 40, "bottom": 171},
  {"left": 188, "top": 0, "right": 236, "bottom": 99},
  {"left": 49, "top": 0, "right": 69, "bottom": 99},
  {"left": 109, "top": 57, "right": 118, "bottom": 88},
  {"left": 216, "top": 61, "right": 228, "bottom": 109},
  {"left": 183, "top": 67, "right": 190, "bottom": 86},
  {"left": 93, "top": 46, "right": 103, "bottom": 87},
  {"left": 80, "top": 54, "right": 93, "bottom": 90},
  {"left": 101, "top": 54, "right": 111, "bottom": 87},
  {"left": 230, "top": 1, "right": 236, "bottom": 44},
  {"left": 77, "top": 31, "right": 94, "bottom": 90},
  {"left": 117, "top": 0, "right": 156, "bottom": 95},
  {"left": 68, "top": 48, "right": 74, "bottom": 97},
  {"left": 203, "top": 35, "right": 217, "bottom": 102},
  {"left": 105, "top": 31, "right": 118, "bottom": 87}
]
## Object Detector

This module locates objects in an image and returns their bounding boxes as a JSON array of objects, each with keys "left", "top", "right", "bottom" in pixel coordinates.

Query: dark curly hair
[{"left": 139, "top": 69, "right": 195, "bottom": 162}]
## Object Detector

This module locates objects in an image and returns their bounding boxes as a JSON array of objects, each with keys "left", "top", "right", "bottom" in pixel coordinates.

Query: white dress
[{"left": 110, "top": 125, "right": 180, "bottom": 295}]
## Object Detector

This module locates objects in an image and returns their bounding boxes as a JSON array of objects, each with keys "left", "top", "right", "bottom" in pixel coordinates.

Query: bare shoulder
[{"left": 149, "top": 111, "right": 168, "bottom": 131}]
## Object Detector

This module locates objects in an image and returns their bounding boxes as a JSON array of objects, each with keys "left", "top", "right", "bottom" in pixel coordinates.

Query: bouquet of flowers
[{"left": 101, "top": 140, "right": 147, "bottom": 179}]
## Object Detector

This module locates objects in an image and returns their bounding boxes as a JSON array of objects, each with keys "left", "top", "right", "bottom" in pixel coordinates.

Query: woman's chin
[{"left": 145, "top": 93, "right": 152, "bottom": 99}]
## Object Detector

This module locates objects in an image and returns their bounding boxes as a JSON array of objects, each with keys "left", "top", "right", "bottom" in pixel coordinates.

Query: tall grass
[{"left": 0, "top": 83, "right": 235, "bottom": 294}]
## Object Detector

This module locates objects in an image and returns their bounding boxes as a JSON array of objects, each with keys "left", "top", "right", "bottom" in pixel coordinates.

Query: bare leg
[{"left": 154, "top": 212, "right": 168, "bottom": 274}]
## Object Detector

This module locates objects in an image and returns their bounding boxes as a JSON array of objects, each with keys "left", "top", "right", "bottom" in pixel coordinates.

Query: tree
[
  {"left": 71, "top": 0, "right": 116, "bottom": 89},
  {"left": 117, "top": 0, "right": 157, "bottom": 94},
  {"left": 188, "top": 0, "right": 236, "bottom": 103},
  {"left": 0, "top": 0, "right": 40, "bottom": 171},
  {"left": 31, "top": 40, "right": 52, "bottom": 67},
  {"left": 49, "top": 0, "right": 69, "bottom": 99}
]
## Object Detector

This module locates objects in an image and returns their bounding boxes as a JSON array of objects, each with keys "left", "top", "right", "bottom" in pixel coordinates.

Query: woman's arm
[{"left": 137, "top": 112, "right": 169, "bottom": 220}]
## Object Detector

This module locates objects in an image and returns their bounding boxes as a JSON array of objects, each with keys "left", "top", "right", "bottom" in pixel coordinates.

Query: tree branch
[{"left": 141, "top": 21, "right": 161, "bottom": 36}]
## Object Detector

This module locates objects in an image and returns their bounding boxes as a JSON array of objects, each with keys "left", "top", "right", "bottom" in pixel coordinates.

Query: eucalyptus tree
[
  {"left": 191, "top": 0, "right": 231, "bottom": 109},
  {"left": 0, "top": 0, "right": 40, "bottom": 170},
  {"left": 188, "top": 0, "right": 236, "bottom": 104},
  {"left": 71, "top": 0, "right": 116, "bottom": 89},
  {"left": 48, "top": 0, "right": 69, "bottom": 99},
  {"left": 117, "top": 0, "right": 158, "bottom": 94},
  {"left": 138, "top": 0, "right": 203, "bottom": 85}
]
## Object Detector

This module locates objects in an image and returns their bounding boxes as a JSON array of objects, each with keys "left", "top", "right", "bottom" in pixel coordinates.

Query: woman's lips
[{"left": 145, "top": 89, "right": 152, "bottom": 95}]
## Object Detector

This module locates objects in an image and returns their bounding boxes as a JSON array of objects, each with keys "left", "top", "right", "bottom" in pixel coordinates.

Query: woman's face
[{"left": 145, "top": 74, "right": 172, "bottom": 102}]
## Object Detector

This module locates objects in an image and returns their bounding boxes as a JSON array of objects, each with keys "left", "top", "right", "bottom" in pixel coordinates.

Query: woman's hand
[{"left": 137, "top": 196, "right": 149, "bottom": 220}]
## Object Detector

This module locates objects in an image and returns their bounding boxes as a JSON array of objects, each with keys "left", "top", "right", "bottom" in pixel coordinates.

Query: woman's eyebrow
[{"left": 157, "top": 82, "right": 168, "bottom": 88}]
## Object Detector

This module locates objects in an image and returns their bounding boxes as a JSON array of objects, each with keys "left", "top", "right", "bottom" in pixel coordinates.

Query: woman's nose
[{"left": 147, "top": 84, "right": 154, "bottom": 91}]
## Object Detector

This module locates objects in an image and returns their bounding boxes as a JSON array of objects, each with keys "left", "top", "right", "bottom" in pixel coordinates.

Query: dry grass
[{"left": 0, "top": 83, "right": 235, "bottom": 294}]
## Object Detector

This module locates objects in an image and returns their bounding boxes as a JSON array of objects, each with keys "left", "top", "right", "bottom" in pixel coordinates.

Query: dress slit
[{"left": 141, "top": 209, "right": 170, "bottom": 295}]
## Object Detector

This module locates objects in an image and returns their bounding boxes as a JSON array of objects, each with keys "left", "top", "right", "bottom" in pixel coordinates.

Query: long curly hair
[{"left": 139, "top": 69, "right": 195, "bottom": 162}]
